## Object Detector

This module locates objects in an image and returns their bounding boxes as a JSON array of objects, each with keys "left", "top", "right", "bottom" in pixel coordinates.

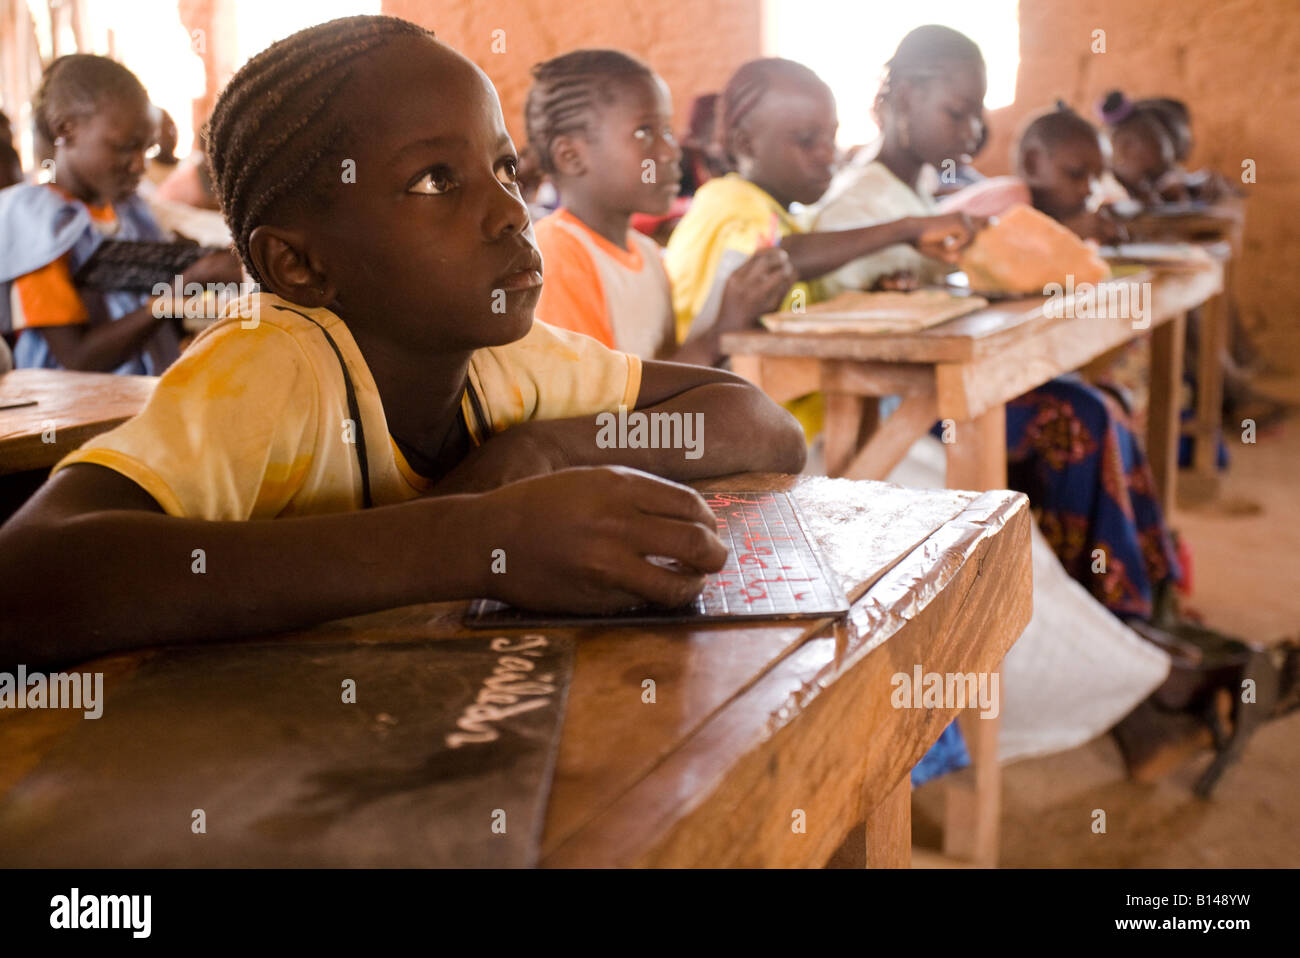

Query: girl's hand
[
  {"left": 872, "top": 271, "right": 921, "bottom": 292},
  {"left": 1063, "top": 208, "right": 1129, "bottom": 244},
  {"left": 716, "top": 246, "right": 797, "bottom": 330},
  {"left": 181, "top": 250, "right": 242, "bottom": 287},
  {"left": 910, "top": 212, "right": 985, "bottom": 262},
  {"left": 483, "top": 466, "right": 728, "bottom": 613}
]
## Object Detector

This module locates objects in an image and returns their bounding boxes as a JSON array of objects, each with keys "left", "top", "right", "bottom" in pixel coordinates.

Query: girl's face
[
  {"left": 1111, "top": 122, "right": 1174, "bottom": 202},
  {"left": 56, "top": 96, "right": 154, "bottom": 204},
  {"left": 1025, "top": 134, "right": 1105, "bottom": 220},
  {"left": 577, "top": 73, "right": 683, "bottom": 216},
  {"left": 309, "top": 37, "right": 540, "bottom": 353},
  {"left": 736, "top": 79, "right": 838, "bottom": 208},
  {"left": 897, "top": 62, "right": 986, "bottom": 168}
]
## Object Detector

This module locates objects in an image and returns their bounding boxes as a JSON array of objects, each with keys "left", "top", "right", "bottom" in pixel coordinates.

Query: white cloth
[
  {"left": 810, "top": 157, "right": 948, "bottom": 296},
  {"left": 887, "top": 435, "right": 1172, "bottom": 764}
]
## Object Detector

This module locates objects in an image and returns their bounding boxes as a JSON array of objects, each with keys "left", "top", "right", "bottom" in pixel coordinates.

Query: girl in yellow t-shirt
[
  {"left": 665, "top": 57, "right": 980, "bottom": 436},
  {"left": 0, "top": 17, "right": 809, "bottom": 665}
]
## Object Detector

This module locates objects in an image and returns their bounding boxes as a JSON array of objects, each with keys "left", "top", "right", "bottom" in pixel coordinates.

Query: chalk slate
[
  {"left": 466, "top": 490, "right": 849, "bottom": 628},
  {"left": 0, "top": 634, "right": 573, "bottom": 867}
]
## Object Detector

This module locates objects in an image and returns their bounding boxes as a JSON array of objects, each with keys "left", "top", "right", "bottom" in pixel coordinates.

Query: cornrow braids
[
  {"left": 525, "top": 49, "right": 655, "bottom": 176},
  {"left": 204, "top": 14, "right": 434, "bottom": 285},
  {"left": 875, "top": 24, "right": 985, "bottom": 120},
  {"left": 33, "top": 54, "right": 149, "bottom": 144},
  {"left": 715, "top": 58, "right": 825, "bottom": 171}
]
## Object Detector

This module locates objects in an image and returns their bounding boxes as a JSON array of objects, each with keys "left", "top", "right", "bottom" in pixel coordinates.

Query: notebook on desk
[
  {"left": 465, "top": 490, "right": 850, "bottom": 628},
  {"left": 73, "top": 238, "right": 228, "bottom": 292}
]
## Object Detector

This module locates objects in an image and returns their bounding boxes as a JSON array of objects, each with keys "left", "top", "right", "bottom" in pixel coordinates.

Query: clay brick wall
[
  {"left": 980, "top": 0, "right": 1300, "bottom": 364},
  {"left": 382, "top": 0, "right": 762, "bottom": 145}
]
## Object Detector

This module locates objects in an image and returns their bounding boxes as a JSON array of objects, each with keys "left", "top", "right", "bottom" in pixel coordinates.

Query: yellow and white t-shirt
[{"left": 53, "top": 292, "right": 642, "bottom": 519}]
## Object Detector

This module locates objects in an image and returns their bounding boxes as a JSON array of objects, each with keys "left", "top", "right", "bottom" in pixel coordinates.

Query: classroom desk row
[
  {"left": 722, "top": 255, "right": 1226, "bottom": 511},
  {"left": 0, "top": 474, "right": 1031, "bottom": 867},
  {"left": 0, "top": 239, "right": 1227, "bottom": 866}
]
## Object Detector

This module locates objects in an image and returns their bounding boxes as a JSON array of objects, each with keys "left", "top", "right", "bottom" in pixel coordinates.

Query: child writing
[
  {"left": 1015, "top": 101, "right": 1126, "bottom": 243},
  {"left": 667, "top": 57, "right": 976, "bottom": 334},
  {"left": 525, "top": 49, "right": 796, "bottom": 366},
  {"left": 664, "top": 56, "right": 978, "bottom": 436},
  {"left": 0, "top": 16, "right": 807, "bottom": 667},
  {"left": 0, "top": 55, "right": 238, "bottom": 373},
  {"left": 814, "top": 25, "right": 1182, "bottom": 622}
]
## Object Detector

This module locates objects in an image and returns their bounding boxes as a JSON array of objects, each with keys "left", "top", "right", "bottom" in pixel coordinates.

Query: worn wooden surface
[
  {"left": 723, "top": 264, "right": 1224, "bottom": 516},
  {"left": 0, "top": 369, "right": 157, "bottom": 475},
  {"left": 0, "top": 474, "right": 1031, "bottom": 867}
]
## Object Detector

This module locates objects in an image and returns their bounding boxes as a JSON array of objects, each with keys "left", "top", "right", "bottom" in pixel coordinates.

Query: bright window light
[{"left": 761, "top": 0, "right": 1020, "bottom": 148}]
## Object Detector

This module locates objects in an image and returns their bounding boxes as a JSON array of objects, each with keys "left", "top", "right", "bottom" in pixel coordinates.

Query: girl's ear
[
  {"left": 1021, "top": 144, "right": 1042, "bottom": 178},
  {"left": 248, "top": 226, "right": 335, "bottom": 308},
  {"left": 50, "top": 115, "right": 76, "bottom": 146},
  {"left": 549, "top": 134, "right": 588, "bottom": 178},
  {"left": 728, "top": 122, "right": 753, "bottom": 170}
]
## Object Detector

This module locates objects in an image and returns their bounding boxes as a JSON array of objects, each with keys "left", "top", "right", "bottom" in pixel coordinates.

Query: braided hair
[
  {"left": 33, "top": 54, "right": 149, "bottom": 146},
  {"left": 204, "top": 15, "right": 434, "bottom": 284},
  {"left": 524, "top": 49, "right": 656, "bottom": 176},
  {"left": 714, "top": 58, "right": 826, "bottom": 171},
  {"left": 874, "top": 25, "right": 984, "bottom": 121}
]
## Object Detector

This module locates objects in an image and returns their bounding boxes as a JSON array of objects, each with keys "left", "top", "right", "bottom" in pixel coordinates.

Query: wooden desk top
[
  {"left": 722, "top": 263, "right": 1223, "bottom": 366},
  {"left": 0, "top": 369, "right": 157, "bottom": 475},
  {"left": 0, "top": 474, "right": 1032, "bottom": 867}
]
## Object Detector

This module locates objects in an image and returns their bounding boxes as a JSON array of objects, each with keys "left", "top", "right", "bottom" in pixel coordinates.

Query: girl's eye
[
  {"left": 633, "top": 127, "right": 654, "bottom": 145},
  {"left": 496, "top": 157, "right": 519, "bottom": 186},
  {"left": 409, "top": 167, "right": 456, "bottom": 195}
]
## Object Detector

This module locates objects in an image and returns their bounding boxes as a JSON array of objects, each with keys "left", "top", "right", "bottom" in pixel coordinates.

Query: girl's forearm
[
  {"left": 0, "top": 494, "right": 495, "bottom": 665},
  {"left": 42, "top": 301, "right": 171, "bottom": 372},
  {"left": 779, "top": 217, "right": 920, "bottom": 281}
]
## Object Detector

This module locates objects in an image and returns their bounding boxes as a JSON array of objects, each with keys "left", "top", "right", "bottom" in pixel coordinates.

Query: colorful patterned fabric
[{"left": 1006, "top": 375, "right": 1183, "bottom": 620}]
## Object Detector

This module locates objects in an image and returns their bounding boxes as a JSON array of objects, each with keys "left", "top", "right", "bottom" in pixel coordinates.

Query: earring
[
  {"left": 54, "top": 136, "right": 66, "bottom": 146},
  {"left": 897, "top": 115, "right": 912, "bottom": 151}
]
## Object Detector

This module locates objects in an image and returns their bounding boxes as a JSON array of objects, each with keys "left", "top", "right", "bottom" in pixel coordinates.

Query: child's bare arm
[
  {"left": 39, "top": 252, "right": 241, "bottom": 372},
  {"left": 779, "top": 212, "right": 978, "bottom": 281},
  {"left": 0, "top": 463, "right": 725, "bottom": 666},
  {"left": 433, "top": 362, "right": 806, "bottom": 493}
]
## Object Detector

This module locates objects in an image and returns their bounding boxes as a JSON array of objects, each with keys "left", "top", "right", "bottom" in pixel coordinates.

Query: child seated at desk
[
  {"left": 0, "top": 55, "right": 239, "bottom": 374},
  {"left": 813, "top": 25, "right": 1184, "bottom": 623},
  {"left": 664, "top": 55, "right": 978, "bottom": 439},
  {"left": 1015, "top": 101, "right": 1126, "bottom": 243},
  {"left": 525, "top": 49, "right": 796, "bottom": 366},
  {"left": 0, "top": 15, "right": 807, "bottom": 666}
]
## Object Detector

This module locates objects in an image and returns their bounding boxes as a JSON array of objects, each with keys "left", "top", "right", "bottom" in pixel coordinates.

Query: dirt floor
[{"left": 839, "top": 367, "right": 1300, "bottom": 868}]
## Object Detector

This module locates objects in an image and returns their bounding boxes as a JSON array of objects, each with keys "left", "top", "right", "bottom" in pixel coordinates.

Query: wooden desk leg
[
  {"left": 943, "top": 709, "right": 1002, "bottom": 867},
  {"left": 1191, "top": 293, "right": 1227, "bottom": 500},
  {"left": 824, "top": 393, "right": 879, "bottom": 477},
  {"left": 941, "top": 406, "right": 1006, "bottom": 867},
  {"left": 1147, "top": 312, "right": 1186, "bottom": 513},
  {"left": 864, "top": 775, "right": 911, "bottom": 868},
  {"left": 944, "top": 405, "right": 1008, "bottom": 490}
]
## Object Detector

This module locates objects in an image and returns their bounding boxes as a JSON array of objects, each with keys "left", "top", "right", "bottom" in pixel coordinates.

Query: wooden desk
[
  {"left": 0, "top": 475, "right": 1032, "bottom": 867},
  {"left": 1130, "top": 204, "right": 1245, "bottom": 506},
  {"left": 0, "top": 369, "right": 156, "bottom": 475},
  {"left": 722, "top": 264, "right": 1224, "bottom": 512}
]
